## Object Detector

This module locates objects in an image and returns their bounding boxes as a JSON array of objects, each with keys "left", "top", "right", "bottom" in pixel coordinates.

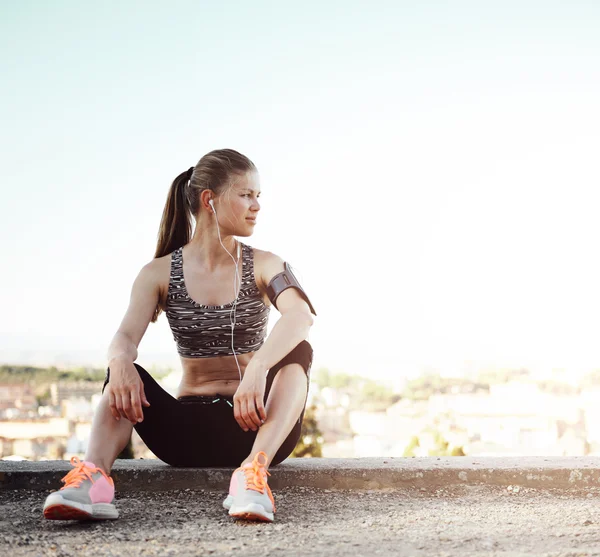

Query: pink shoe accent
[
  {"left": 88, "top": 475, "right": 115, "bottom": 504},
  {"left": 228, "top": 470, "right": 239, "bottom": 497}
]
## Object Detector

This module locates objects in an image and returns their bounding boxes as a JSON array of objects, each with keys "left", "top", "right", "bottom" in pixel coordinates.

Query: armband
[{"left": 266, "top": 263, "right": 317, "bottom": 316}]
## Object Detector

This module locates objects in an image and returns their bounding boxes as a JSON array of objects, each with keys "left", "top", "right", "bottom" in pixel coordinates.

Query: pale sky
[{"left": 1, "top": 1, "right": 600, "bottom": 381}]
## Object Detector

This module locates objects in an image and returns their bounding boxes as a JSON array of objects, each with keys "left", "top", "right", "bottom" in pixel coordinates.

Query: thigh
[
  {"left": 103, "top": 363, "right": 201, "bottom": 465},
  {"left": 263, "top": 340, "right": 313, "bottom": 402}
]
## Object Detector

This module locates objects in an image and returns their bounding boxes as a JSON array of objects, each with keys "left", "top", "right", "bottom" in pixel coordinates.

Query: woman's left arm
[
  {"left": 248, "top": 251, "right": 314, "bottom": 374},
  {"left": 232, "top": 252, "right": 314, "bottom": 432}
]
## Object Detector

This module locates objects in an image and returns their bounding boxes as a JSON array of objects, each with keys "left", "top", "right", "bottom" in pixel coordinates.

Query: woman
[{"left": 43, "top": 149, "right": 316, "bottom": 523}]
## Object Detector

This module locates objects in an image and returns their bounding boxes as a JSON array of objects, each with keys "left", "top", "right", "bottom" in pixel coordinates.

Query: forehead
[{"left": 233, "top": 171, "right": 260, "bottom": 192}]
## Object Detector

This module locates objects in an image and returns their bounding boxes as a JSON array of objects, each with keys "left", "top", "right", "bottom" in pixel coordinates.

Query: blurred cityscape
[{"left": 2, "top": 363, "right": 600, "bottom": 461}]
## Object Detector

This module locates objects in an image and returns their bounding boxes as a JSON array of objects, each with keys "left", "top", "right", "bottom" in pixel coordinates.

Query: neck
[{"left": 186, "top": 215, "right": 239, "bottom": 270}]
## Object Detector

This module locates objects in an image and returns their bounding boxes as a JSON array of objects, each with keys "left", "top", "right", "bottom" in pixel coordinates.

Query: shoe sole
[
  {"left": 229, "top": 503, "right": 274, "bottom": 522},
  {"left": 223, "top": 495, "right": 234, "bottom": 511},
  {"left": 43, "top": 493, "right": 118, "bottom": 520}
]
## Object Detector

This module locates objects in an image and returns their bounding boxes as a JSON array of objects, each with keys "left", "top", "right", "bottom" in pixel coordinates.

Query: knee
[
  {"left": 102, "top": 362, "right": 147, "bottom": 395},
  {"left": 278, "top": 362, "right": 307, "bottom": 379},
  {"left": 296, "top": 340, "right": 313, "bottom": 369},
  {"left": 280, "top": 341, "right": 313, "bottom": 377}
]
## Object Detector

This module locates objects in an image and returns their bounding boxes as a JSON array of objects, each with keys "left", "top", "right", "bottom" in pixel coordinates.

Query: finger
[
  {"left": 108, "top": 391, "right": 120, "bottom": 421},
  {"left": 118, "top": 393, "right": 130, "bottom": 422},
  {"left": 247, "top": 397, "right": 262, "bottom": 429},
  {"left": 130, "top": 391, "right": 143, "bottom": 422},
  {"left": 140, "top": 384, "right": 150, "bottom": 407},
  {"left": 114, "top": 391, "right": 124, "bottom": 420},
  {"left": 121, "top": 393, "right": 136, "bottom": 423},
  {"left": 240, "top": 398, "right": 256, "bottom": 431},
  {"left": 126, "top": 394, "right": 138, "bottom": 423},
  {"left": 233, "top": 398, "right": 247, "bottom": 431},
  {"left": 255, "top": 397, "right": 267, "bottom": 423}
]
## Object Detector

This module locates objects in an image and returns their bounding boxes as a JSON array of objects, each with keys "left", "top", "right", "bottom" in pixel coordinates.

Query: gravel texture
[{"left": 2, "top": 485, "right": 600, "bottom": 556}]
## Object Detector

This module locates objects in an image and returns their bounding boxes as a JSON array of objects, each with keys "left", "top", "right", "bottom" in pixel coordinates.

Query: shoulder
[
  {"left": 142, "top": 253, "right": 171, "bottom": 281},
  {"left": 251, "top": 246, "right": 314, "bottom": 318},
  {"left": 251, "top": 247, "right": 286, "bottom": 290},
  {"left": 135, "top": 252, "right": 172, "bottom": 307}
]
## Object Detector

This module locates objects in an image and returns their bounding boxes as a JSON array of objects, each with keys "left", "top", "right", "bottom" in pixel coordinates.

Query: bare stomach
[{"left": 176, "top": 352, "right": 256, "bottom": 398}]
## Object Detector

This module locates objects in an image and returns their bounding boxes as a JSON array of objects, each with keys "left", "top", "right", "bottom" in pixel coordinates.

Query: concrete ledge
[{"left": 3, "top": 456, "right": 600, "bottom": 492}]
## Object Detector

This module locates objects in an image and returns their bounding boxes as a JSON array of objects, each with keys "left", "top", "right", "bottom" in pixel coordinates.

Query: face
[{"left": 217, "top": 171, "right": 261, "bottom": 236}]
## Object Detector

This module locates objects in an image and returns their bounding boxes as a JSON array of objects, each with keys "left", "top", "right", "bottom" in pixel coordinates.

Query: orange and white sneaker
[
  {"left": 223, "top": 451, "right": 276, "bottom": 522},
  {"left": 43, "top": 456, "right": 118, "bottom": 520}
]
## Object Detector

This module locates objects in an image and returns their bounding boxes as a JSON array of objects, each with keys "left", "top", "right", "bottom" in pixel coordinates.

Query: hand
[
  {"left": 233, "top": 365, "right": 267, "bottom": 432},
  {"left": 106, "top": 358, "right": 150, "bottom": 424}
]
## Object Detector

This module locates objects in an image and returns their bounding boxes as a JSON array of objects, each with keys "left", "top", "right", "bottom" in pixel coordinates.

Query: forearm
[
  {"left": 107, "top": 331, "right": 138, "bottom": 366},
  {"left": 248, "top": 311, "right": 313, "bottom": 374}
]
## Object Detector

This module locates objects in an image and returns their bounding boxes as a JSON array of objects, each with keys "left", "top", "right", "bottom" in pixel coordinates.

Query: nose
[{"left": 252, "top": 198, "right": 261, "bottom": 212}]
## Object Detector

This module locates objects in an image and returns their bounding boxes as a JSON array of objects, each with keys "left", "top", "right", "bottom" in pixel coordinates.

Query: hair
[{"left": 151, "top": 148, "right": 256, "bottom": 322}]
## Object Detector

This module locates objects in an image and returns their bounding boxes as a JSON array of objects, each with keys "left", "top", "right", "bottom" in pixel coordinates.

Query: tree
[
  {"left": 292, "top": 405, "right": 324, "bottom": 458},
  {"left": 313, "top": 367, "right": 332, "bottom": 388},
  {"left": 402, "top": 431, "right": 466, "bottom": 457},
  {"left": 403, "top": 435, "right": 420, "bottom": 457}
]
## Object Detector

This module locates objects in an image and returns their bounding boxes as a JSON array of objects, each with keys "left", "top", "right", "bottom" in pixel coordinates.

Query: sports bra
[{"left": 165, "top": 242, "right": 270, "bottom": 358}]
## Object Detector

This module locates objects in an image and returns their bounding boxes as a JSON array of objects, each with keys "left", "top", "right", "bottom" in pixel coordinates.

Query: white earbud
[{"left": 208, "top": 198, "right": 215, "bottom": 212}]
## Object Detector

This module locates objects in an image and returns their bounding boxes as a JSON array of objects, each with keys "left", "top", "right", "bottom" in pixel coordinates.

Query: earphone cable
[{"left": 212, "top": 205, "right": 243, "bottom": 382}]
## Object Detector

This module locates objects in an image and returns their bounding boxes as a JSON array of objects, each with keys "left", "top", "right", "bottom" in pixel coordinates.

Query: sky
[{"left": 1, "top": 1, "right": 600, "bottom": 382}]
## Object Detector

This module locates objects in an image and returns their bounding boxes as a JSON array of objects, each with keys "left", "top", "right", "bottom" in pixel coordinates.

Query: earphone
[
  {"left": 210, "top": 197, "right": 242, "bottom": 381},
  {"left": 210, "top": 199, "right": 241, "bottom": 258}
]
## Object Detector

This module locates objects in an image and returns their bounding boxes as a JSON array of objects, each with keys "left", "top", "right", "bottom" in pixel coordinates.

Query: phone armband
[{"left": 266, "top": 263, "right": 317, "bottom": 316}]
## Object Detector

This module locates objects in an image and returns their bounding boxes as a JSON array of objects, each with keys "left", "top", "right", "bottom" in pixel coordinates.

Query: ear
[{"left": 199, "top": 189, "right": 214, "bottom": 213}]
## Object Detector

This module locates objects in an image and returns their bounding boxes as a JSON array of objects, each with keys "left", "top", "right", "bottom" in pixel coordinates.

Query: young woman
[{"left": 43, "top": 149, "right": 316, "bottom": 523}]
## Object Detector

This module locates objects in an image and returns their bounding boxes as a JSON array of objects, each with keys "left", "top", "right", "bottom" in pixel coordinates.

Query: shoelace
[
  {"left": 237, "top": 451, "right": 275, "bottom": 510},
  {"left": 59, "top": 456, "right": 111, "bottom": 490}
]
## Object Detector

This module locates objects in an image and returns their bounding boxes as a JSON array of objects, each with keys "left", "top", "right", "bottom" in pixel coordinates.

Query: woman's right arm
[{"left": 106, "top": 261, "right": 163, "bottom": 424}]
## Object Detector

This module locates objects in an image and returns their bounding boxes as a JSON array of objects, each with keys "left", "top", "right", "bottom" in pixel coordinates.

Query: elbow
[
  {"left": 306, "top": 312, "right": 315, "bottom": 328},
  {"left": 294, "top": 310, "right": 314, "bottom": 330},
  {"left": 281, "top": 307, "right": 314, "bottom": 332}
]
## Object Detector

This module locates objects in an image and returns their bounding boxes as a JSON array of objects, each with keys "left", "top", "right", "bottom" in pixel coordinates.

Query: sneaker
[
  {"left": 223, "top": 451, "right": 276, "bottom": 522},
  {"left": 43, "top": 456, "right": 118, "bottom": 520}
]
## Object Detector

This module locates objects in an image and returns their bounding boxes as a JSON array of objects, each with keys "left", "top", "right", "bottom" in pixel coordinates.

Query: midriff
[{"left": 176, "top": 352, "right": 257, "bottom": 397}]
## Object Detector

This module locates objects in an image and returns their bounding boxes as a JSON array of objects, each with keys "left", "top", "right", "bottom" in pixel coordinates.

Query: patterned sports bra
[{"left": 165, "top": 242, "right": 270, "bottom": 358}]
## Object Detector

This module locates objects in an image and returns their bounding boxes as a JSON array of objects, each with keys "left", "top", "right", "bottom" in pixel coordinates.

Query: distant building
[
  {"left": 0, "top": 418, "right": 70, "bottom": 459},
  {"left": 50, "top": 381, "right": 104, "bottom": 406},
  {"left": 0, "top": 383, "right": 36, "bottom": 411},
  {"left": 319, "top": 387, "right": 351, "bottom": 408}
]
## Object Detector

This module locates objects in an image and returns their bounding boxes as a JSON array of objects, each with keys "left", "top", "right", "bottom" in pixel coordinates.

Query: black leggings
[{"left": 102, "top": 341, "right": 313, "bottom": 467}]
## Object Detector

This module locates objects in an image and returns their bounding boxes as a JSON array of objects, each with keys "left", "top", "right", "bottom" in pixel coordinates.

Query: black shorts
[{"left": 102, "top": 340, "right": 313, "bottom": 467}]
